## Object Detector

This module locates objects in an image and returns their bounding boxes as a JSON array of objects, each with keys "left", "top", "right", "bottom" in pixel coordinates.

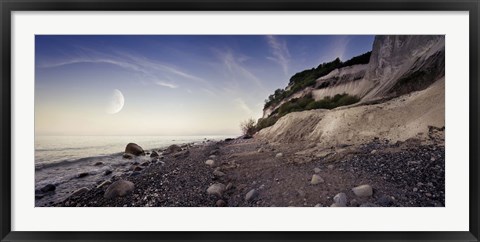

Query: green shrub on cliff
[
  {"left": 256, "top": 93, "right": 360, "bottom": 132},
  {"left": 264, "top": 51, "right": 371, "bottom": 110}
]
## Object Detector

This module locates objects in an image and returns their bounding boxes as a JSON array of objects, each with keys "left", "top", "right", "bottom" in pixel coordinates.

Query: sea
[{"left": 34, "top": 135, "right": 234, "bottom": 206}]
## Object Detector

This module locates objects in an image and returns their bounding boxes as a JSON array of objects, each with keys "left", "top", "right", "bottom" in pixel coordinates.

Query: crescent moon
[{"left": 107, "top": 89, "right": 125, "bottom": 114}]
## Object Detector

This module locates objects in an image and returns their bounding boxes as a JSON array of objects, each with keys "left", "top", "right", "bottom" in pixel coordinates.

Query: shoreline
[{"left": 48, "top": 133, "right": 445, "bottom": 207}]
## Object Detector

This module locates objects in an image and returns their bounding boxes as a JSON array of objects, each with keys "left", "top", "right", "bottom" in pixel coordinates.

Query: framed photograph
[{"left": 1, "top": 0, "right": 479, "bottom": 241}]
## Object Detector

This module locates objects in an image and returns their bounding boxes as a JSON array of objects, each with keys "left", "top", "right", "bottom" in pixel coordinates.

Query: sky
[{"left": 35, "top": 35, "right": 374, "bottom": 136}]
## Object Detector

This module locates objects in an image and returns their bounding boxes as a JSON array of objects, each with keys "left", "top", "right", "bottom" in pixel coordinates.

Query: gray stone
[
  {"left": 104, "top": 180, "right": 135, "bottom": 199},
  {"left": 245, "top": 189, "right": 258, "bottom": 201},
  {"left": 352, "top": 184, "right": 373, "bottom": 197},
  {"left": 377, "top": 195, "right": 395, "bottom": 206},
  {"left": 207, "top": 183, "right": 226, "bottom": 197},
  {"left": 96, "top": 180, "right": 112, "bottom": 189},
  {"left": 205, "top": 159, "right": 215, "bottom": 166},
  {"left": 77, "top": 172, "right": 89, "bottom": 178},
  {"left": 213, "top": 170, "right": 225, "bottom": 177},
  {"left": 125, "top": 143, "right": 145, "bottom": 156},
  {"left": 40, "top": 184, "right": 56, "bottom": 193},
  {"left": 72, "top": 187, "right": 89, "bottom": 196},
  {"left": 310, "top": 174, "right": 324, "bottom": 185},
  {"left": 333, "top": 192, "right": 348, "bottom": 206},
  {"left": 327, "top": 165, "right": 334, "bottom": 170},
  {"left": 226, "top": 183, "right": 233, "bottom": 190},
  {"left": 313, "top": 167, "right": 321, "bottom": 173},
  {"left": 123, "top": 153, "right": 134, "bottom": 159},
  {"left": 150, "top": 150, "right": 159, "bottom": 158},
  {"left": 216, "top": 199, "right": 227, "bottom": 207},
  {"left": 276, "top": 153, "right": 283, "bottom": 158}
]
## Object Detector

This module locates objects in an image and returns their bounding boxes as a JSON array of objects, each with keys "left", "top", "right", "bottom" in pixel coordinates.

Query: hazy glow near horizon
[{"left": 35, "top": 35, "right": 374, "bottom": 136}]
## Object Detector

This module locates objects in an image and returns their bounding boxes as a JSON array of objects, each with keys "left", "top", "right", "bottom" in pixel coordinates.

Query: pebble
[
  {"left": 310, "top": 174, "right": 324, "bottom": 185},
  {"left": 209, "top": 155, "right": 216, "bottom": 159},
  {"left": 216, "top": 199, "right": 227, "bottom": 207},
  {"left": 425, "top": 193, "right": 432, "bottom": 197},
  {"left": 104, "top": 170, "right": 112, "bottom": 175},
  {"left": 96, "top": 180, "right": 112, "bottom": 189},
  {"left": 371, "top": 150, "right": 377, "bottom": 154},
  {"left": 327, "top": 165, "right": 334, "bottom": 170},
  {"left": 314, "top": 203, "right": 323, "bottom": 207},
  {"left": 333, "top": 192, "right": 348, "bottom": 206},
  {"left": 104, "top": 180, "right": 135, "bottom": 199},
  {"left": 377, "top": 195, "right": 395, "bottom": 206},
  {"left": 72, "top": 187, "right": 89, "bottom": 196},
  {"left": 226, "top": 183, "right": 233, "bottom": 190},
  {"left": 313, "top": 167, "right": 321, "bottom": 173},
  {"left": 276, "top": 153, "right": 283, "bottom": 158},
  {"left": 77, "top": 172, "right": 89, "bottom": 178},
  {"left": 245, "top": 189, "right": 258, "bottom": 201},
  {"left": 413, "top": 187, "right": 418, "bottom": 192},
  {"left": 213, "top": 170, "right": 225, "bottom": 177},
  {"left": 352, "top": 184, "right": 373, "bottom": 197},
  {"left": 205, "top": 160, "right": 215, "bottom": 166},
  {"left": 94, "top": 162, "right": 104, "bottom": 166},
  {"left": 207, "top": 183, "right": 226, "bottom": 197},
  {"left": 258, "top": 148, "right": 264, "bottom": 153},
  {"left": 40, "top": 184, "right": 56, "bottom": 193}
]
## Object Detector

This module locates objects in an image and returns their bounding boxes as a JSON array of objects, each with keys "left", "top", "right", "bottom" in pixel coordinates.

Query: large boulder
[
  {"left": 163, "top": 144, "right": 183, "bottom": 154},
  {"left": 125, "top": 143, "right": 145, "bottom": 156},
  {"left": 104, "top": 180, "right": 135, "bottom": 199}
]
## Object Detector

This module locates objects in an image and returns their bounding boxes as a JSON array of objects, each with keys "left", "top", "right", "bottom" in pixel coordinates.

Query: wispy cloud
[
  {"left": 213, "top": 48, "right": 263, "bottom": 88},
  {"left": 155, "top": 81, "right": 178, "bottom": 89},
  {"left": 329, "top": 36, "right": 351, "bottom": 61},
  {"left": 234, "top": 98, "right": 253, "bottom": 115},
  {"left": 266, "top": 35, "right": 290, "bottom": 76},
  {"left": 38, "top": 47, "right": 207, "bottom": 89}
]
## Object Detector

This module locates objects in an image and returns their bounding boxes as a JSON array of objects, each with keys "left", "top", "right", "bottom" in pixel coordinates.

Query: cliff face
[
  {"left": 257, "top": 35, "right": 445, "bottom": 145},
  {"left": 261, "top": 35, "right": 445, "bottom": 119},
  {"left": 361, "top": 35, "right": 445, "bottom": 101}
]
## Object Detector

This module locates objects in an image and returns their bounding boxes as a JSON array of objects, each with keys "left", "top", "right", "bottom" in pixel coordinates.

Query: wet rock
[
  {"left": 313, "top": 167, "right": 321, "bottom": 173},
  {"left": 123, "top": 153, "right": 134, "bottom": 159},
  {"left": 352, "top": 184, "right": 373, "bottom": 197},
  {"left": 72, "top": 187, "right": 89, "bottom": 196},
  {"left": 132, "top": 166, "right": 143, "bottom": 172},
  {"left": 205, "top": 159, "right": 215, "bottom": 166},
  {"left": 310, "top": 174, "right": 324, "bottom": 185},
  {"left": 104, "top": 170, "right": 112, "bottom": 175},
  {"left": 150, "top": 151, "right": 159, "bottom": 158},
  {"left": 77, "top": 172, "right": 89, "bottom": 178},
  {"left": 173, "top": 150, "right": 190, "bottom": 158},
  {"left": 96, "top": 180, "right": 112, "bottom": 189},
  {"left": 40, "top": 184, "right": 56, "bottom": 193},
  {"left": 377, "top": 195, "right": 395, "bottom": 206},
  {"left": 125, "top": 143, "right": 145, "bottom": 156},
  {"left": 94, "top": 162, "right": 104, "bottom": 166},
  {"left": 245, "top": 189, "right": 258, "bottom": 201},
  {"left": 213, "top": 168, "right": 225, "bottom": 177},
  {"left": 207, "top": 183, "right": 226, "bottom": 197},
  {"left": 164, "top": 144, "right": 182, "bottom": 154},
  {"left": 216, "top": 199, "right": 227, "bottom": 207},
  {"left": 333, "top": 192, "right": 348, "bottom": 206},
  {"left": 104, "top": 180, "right": 135, "bottom": 199}
]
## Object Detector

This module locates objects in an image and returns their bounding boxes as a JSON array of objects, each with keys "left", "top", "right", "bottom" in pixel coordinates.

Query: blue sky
[{"left": 35, "top": 35, "right": 374, "bottom": 136}]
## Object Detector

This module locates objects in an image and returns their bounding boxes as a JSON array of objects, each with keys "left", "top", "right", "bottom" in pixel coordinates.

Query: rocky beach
[{"left": 48, "top": 125, "right": 444, "bottom": 207}]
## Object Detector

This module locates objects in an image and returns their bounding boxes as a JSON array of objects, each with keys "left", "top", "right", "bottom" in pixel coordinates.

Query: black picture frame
[{"left": 1, "top": 0, "right": 479, "bottom": 241}]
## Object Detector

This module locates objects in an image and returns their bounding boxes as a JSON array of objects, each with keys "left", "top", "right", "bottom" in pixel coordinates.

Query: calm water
[{"left": 34, "top": 135, "right": 234, "bottom": 206}]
